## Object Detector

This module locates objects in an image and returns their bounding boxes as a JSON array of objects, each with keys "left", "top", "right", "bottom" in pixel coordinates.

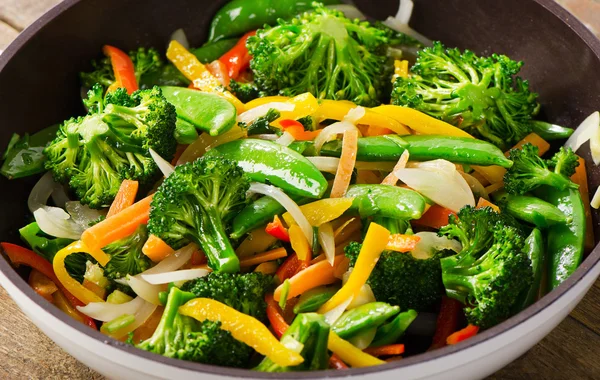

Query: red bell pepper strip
[
  {"left": 279, "top": 119, "right": 322, "bottom": 141},
  {"left": 103, "top": 45, "right": 138, "bottom": 94},
  {"left": 265, "top": 215, "right": 290, "bottom": 242},
  {"left": 275, "top": 253, "right": 302, "bottom": 283},
  {"left": 363, "top": 344, "right": 405, "bottom": 357},
  {"left": 219, "top": 31, "right": 256, "bottom": 80},
  {"left": 429, "top": 296, "right": 462, "bottom": 350},
  {"left": 413, "top": 205, "right": 457, "bottom": 230},
  {"left": 1, "top": 243, "right": 97, "bottom": 329},
  {"left": 265, "top": 294, "right": 289, "bottom": 338},
  {"left": 329, "top": 353, "right": 349, "bottom": 369},
  {"left": 447, "top": 324, "right": 479, "bottom": 345},
  {"left": 206, "top": 60, "right": 231, "bottom": 87}
]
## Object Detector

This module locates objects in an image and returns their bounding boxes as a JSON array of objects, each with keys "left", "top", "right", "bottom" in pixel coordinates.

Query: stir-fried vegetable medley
[{"left": 3, "top": 0, "right": 599, "bottom": 372}]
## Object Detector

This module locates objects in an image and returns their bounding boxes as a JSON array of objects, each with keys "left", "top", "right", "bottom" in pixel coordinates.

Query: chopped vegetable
[
  {"left": 107, "top": 180, "right": 139, "bottom": 218},
  {"left": 446, "top": 324, "right": 480, "bottom": 345}
]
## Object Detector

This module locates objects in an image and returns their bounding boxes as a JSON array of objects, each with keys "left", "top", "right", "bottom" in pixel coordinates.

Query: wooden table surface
[{"left": 1, "top": 0, "right": 599, "bottom": 379}]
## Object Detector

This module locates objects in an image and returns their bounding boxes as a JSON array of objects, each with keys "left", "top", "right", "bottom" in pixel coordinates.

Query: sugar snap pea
[
  {"left": 293, "top": 286, "right": 339, "bottom": 314},
  {"left": 530, "top": 120, "right": 574, "bottom": 141},
  {"left": 371, "top": 309, "right": 418, "bottom": 347},
  {"left": 513, "top": 229, "right": 544, "bottom": 311},
  {"left": 332, "top": 302, "right": 400, "bottom": 339},
  {"left": 494, "top": 192, "right": 568, "bottom": 228},
  {"left": 345, "top": 184, "right": 426, "bottom": 220}
]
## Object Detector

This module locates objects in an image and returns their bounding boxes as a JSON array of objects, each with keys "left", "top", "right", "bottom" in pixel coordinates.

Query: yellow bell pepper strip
[
  {"left": 245, "top": 96, "right": 290, "bottom": 109},
  {"left": 236, "top": 227, "right": 278, "bottom": 258},
  {"left": 472, "top": 165, "right": 506, "bottom": 184},
  {"left": 53, "top": 240, "right": 110, "bottom": 305},
  {"left": 179, "top": 298, "right": 304, "bottom": 367},
  {"left": 393, "top": 60, "right": 409, "bottom": 80},
  {"left": 282, "top": 198, "right": 354, "bottom": 227},
  {"left": 318, "top": 223, "right": 390, "bottom": 313},
  {"left": 254, "top": 261, "right": 279, "bottom": 275},
  {"left": 53, "top": 290, "right": 85, "bottom": 324},
  {"left": 371, "top": 105, "right": 471, "bottom": 138},
  {"left": 316, "top": 100, "right": 411, "bottom": 135},
  {"left": 328, "top": 331, "right": 385, "bottom": 367},
  {"left": 484, "top": 182, "right": 504, "bottom": 195},
  {"left": 274, "top": 93, "right": 320, "bottom": 126},
  {"left": 289, "top": 224, "right": 311, "bottom": 261},
  {"left": 166, "top": 40, "right": 245, "bottom": 113}
]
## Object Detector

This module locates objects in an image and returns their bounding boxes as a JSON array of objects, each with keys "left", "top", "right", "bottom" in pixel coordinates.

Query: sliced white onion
[
  {"left": 253, "top": 134, "right": 279, "bottom": 141},
  {"left": 248, "top": 183, "right": 313, "bottom": 247},
  {"left": 77, "top": 296, "right": 145, "bottom": 322},
  {"left": 459, "top": 172, "right": 489, "bottom": 200},
  {"left": 170, "top": 28, "right": 189, "bottom": 50},
  {"left": 313, "top": 121, "right": 360, "bottom": 154},
  {"left": 281, "top": 336, "right": 305, "bottom": 353},
  {"left": 65, "top": 201, "right": 106, "bottom": 229},
  {"left": 589, "top": 121, "right": 600, "bottom": 165},
  {"left": 395, "top": 161, "right": 475, "bottom": 212},
  {"left": 126, "top": 275, "right": 163, "bottom": 305},
  {"left": 343, "top": 106, "right": 366, "bottom": 124},
  {"left": 149, "top": 148, "right": 175, "bottom": 177},
  {"left": 51, "top": 184, "right": 70, "bottom": 208},
  {"left": 33, "top": 208, "right": 83, "bottom": 240},
  {"left": 323, "top": 296, "right": 354, "bottom": 325},
  {"left": 347, "top": 327, "right": 377, "bottom": 350},
  {"left": 28, "top": 171, "right": 56, "bottom": 213},
  {"left": 327, "top": 4, "right": 366, "bottom": 20},
  {"left": 411, "top": 232, "right": 462, "bottom": 260},
  {"left": 383, "top": 0, "right": 433, "bottom": 47},
  {"left": 565, "top": 111, "right": 600, "bottom": 153},
  {"left": 592, "top": 187, "right": 600, "bottom": 209},
  {"left": 317, "top": 223, "right": 335, "bottom": 266},
  {"left": 275, "top": 131, "right": 295, "bottom": 147},
  {"left": 238, "top": 103, "right": 295, "bottom": 125},
  {"left": 141, "top": 243, "right": 196, "bottom": 275},
  {"left": 347, "top": 284, "right": 376, "bottom": 310},
  {"left": 142, "top": 268, "right": 210, "bottom": 285},
  {"left": 109, "top": 300, "right": 157, "bottom": 339}
]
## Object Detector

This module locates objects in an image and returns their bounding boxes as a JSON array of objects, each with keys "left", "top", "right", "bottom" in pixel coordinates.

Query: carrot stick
[
  {"left": 329, "top": 353, "right": 349, "bottom": 369},
  {"left": 142, "top": 234, "right": 175, "bottom": 262},
  {"left": 82, "top": 195, "right": 153, "bottom": 251},
  {"left": 330, "top": 129, "right": 358, "bottom": 198},
  {"left": 446, "top": 324, "right": 479, "bottom": 345},
  {"left": 476, "top": 198, "right": 500, "bottom": 213},
  {"left": 386, "top": 234, "right": 420, "bottom": 252},
  {"left": 363, "top": 344, "right": 405, "bottom": 357},
  {"left": 506, "top": 133, "right": 550, "bottom": 156},
  {"left": 273, "top": 256, "right": 341, "bottom": 302},
  {"left": 571, "top": 157, "right": 594, "bottom": 253},
  {"left": 107, "top": 180, "right": 139, "bottom": 218},
  {"left": 239, "top": 247, "right": 288, "bottom": 268},
  {"left": 381, "top": 150, "right": 409, "bottom": 186}
]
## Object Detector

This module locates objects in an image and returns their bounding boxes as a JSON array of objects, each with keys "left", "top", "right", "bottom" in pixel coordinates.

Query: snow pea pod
[
  {"left": 174, "top": 118, "right": 199, "bottom": 145},
  {"left": 321, "top": 135, "right": 512, "bottom": 168},
  {"left": 345, "top": 184, "right": 426, "bottom": 220},
  {"left": 332, "top": 302, "right": 400, "bottom": 340},
  {"left": 530, "top": 120, "right": 573, "bottom": 141},
  {"left": 371, "top": 309, "right": 418, "bottom": 347},
  {"left": 1, "top": 124, "right": 60, "bottom": 179},
  {"left": 293, "top": 286, "right": 339, "bottom": 314},
  {"left": 161, "top": 86, "right": 237, "bottom": 136},
  {"left": 231, "top": 194, "right": 310, "bottom": 240},
  {"left": 494, "top": 192, "right": 568, "bottom": 228},
  {"left": 205, "top": 139, "right": 328, "bottom": 198},
  {"left": 208, "top": 0, "right": 341, "bottom": 42},
  {"left": 537, "top": 186, "right": 585, "bottom": 290},
  {"left": 513, "top": 229, "right": 544, "bottom": 311}
]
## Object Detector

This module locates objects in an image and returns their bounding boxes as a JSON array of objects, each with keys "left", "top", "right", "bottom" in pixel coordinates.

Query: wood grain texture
[{"left": 0, "top": 0, "right": 599, "bottom": 379}]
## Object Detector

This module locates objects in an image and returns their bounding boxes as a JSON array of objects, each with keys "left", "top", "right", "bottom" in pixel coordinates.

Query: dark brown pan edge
[{"left": 0, "top": 0, "right": 599, "bottom": 377}]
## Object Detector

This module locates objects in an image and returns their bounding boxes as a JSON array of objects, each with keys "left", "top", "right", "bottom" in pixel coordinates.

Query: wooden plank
[
  {"left": 0, "top": 0, "right": 62, "bottom": 31},
  {"left": 0, "top": 20, "right": 19, "bottom": 51},
  {"left": 570, "top": 280, "right": 600, "bottom": 335}
]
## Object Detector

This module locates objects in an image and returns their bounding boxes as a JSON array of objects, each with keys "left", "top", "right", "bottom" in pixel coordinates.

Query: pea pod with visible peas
[
  {"left": 332, "top": 302, "right": 400, "bottom": 340},
  {"left": 371, "top": 309, "right": 418, "bottom": 347},
  {"left": 293, "top": 286, "right": 339, "bottom": 314},
  {"left": 345, "top": 184, "right": 427, "bottom": 220},
  {"left": 320, "top": 135, "right": 513, "bottom": 168},
  {"left": 205, "top": 139, "right": 328, "bottom": 198},
  {"left": 493, "top": 192, "right": 568, "bottom": 229},
  {"left": 208, "top": 0, "right": 341, "bottom": 42}
]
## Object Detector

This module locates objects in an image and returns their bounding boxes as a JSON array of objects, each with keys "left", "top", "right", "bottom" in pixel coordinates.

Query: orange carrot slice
[{"left": 107, "top": 180, "right": 139, "bottom": 218}]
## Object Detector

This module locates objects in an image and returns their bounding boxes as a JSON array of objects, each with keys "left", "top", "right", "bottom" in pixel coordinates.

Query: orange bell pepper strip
[
  {"left": 103, "top": 45, "right": 138, "bottom": 94},
  {"left": 265, "top": 294, "right": 289, "bottom": 338},
  {"left": 180, "top": 298, "right": 304, "bottom": 367},
  {"left": 446, "top": 324, "right": 480, "bottom": 345},
  {"left": 82, "top": 194, "right": 153, "bottom": 251},
  {"left": 289, "top": 224, "right": 311, "bottom": 261},
  {"left": 28, "top": 269, "right": 58, "bottom": 302},
  {"left": 1, "top": 243, "right": 97, "bottom": 328},
  {"left": 107, "top": 180, "right": 139, "bottom": 218},
  {"left": 279, "top": 119, "right": 322, "bottom": 141},
  {"left": 363, "top": 344, "right": 405, "bottom": 357},
  {"left": 429, "top": 296, "right": 463, "bottom": 350},
  {"left": 142, "top": 234, "right": 175, "bottom": 262},
  {"left": 476, "top": 198, "right": 500, "bottom": 213},
  {"left": 273, "top": 257, "right": 340, "bottom": 302},
  {"left": 265, "top": 215, "right": 290, "bottom": 242},
  {"left": 386, "top": 234, "right": 421, "bottom": 252},
  {"left": 219, "top": 31, "right": 256, "bottom": 80},
  {"left": 413, "top": 205, "right": 457, "bottom": 229}
]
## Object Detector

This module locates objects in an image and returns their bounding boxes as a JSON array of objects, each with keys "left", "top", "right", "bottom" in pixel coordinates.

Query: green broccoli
[
  {"left": 228, "top": 79, "right": 260, "bottom": 103},
  {"left": 147, "top": 157, "right": 250, "bottom": 273},
  {"left": 439, "top": 206, "right": 533, "bottom": 329},
  {"left": 504, "top": 143, "right": 578, "bottom": 195},
  {"left": 255, "top": 313, "right": 330, "bottom": 372},
  {"left": 239, "top": 108, "right": 281, "bottom": 136},
  {"left": 391, "top": 42, "right": 540, "bottom": 149},
  {"left": 137, "top": 287, "right": 253, "bottom": 367},
  {"left": 44, "top": 84, "right": 177, "bottom": 208},
  {"left": 247, "top": 3, "right": 392, "bottom": 106},
  {"left": 103, "top": 225, "right": 152, "bottom": 280},
  {"left": 181, "top": 272, "right": 274, "bottom": 321}
]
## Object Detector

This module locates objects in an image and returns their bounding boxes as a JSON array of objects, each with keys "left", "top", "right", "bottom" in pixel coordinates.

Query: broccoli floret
[
  {"left": 439, "top": 206, "right": 533, "bottom": 329},
  {"left": 391, "top": 42, "right": 539, "bottom": 149},
  {"left": 345, "top": 241, "right": 447, "bottom": 312},
  {"left": 44, "top": 84, "right": 177, "bottom": 208},
  {"left": 504, "top": 143, "right": 578, "bottom": 195},
  {"left": 103, "top": 225, "right": 152, "bottom": 280},
  {"left": 137, "top": 287, "right": 253, "bottom": 367},
  {"left": 181, "top": 272, "right": 274, "bottom": 321},
  {"left": 148, "top": 157, "right": 250, "bottom": 273},
  {"left": 239, "top": 108, "right": 281, "bottom": 136},
  {"left": 228, "top": 79, "right": 260, "bottom": 103},
  {"left": 80, "top": 47, "right": 163, "bottom": 90},
  {"left": 247, "top": 3, "right": 391, "bottom": 106},
  {"left": 255, "top": 313, "right": 330, "bottom": 372}
]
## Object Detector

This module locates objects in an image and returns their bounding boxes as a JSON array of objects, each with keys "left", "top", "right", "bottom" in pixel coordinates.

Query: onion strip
[
  {"left": 106, "top": 300, "right": 157, "bottom": 339},
  {"left": 565, "top": 111, "right": 599, "bottom": 153},
  {"left": 149, "top": 148, "right": 175, "bottom": 177},
  {"left": 141, "top": 268, "right": 210, "bottom": 285},
  {"left": 318, "top": 222, "right": 336, "bottom": 266},
  {"left": 77, "top": 296, "right": 145, "bottom": 322},
  {"left": 237, "top": 103, "right": 295, "bottom": 124}
]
